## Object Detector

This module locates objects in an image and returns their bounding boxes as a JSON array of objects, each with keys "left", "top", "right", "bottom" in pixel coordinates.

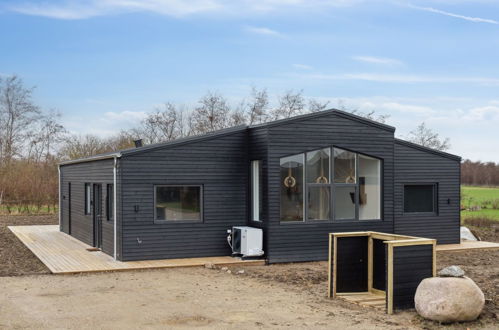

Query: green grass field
[{"left": 461, "top": 186, "right": 499, "bottom": 221}]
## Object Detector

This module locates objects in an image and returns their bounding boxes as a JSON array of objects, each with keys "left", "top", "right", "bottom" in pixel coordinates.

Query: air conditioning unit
[{"left": 229, "top": 226, "right": 264, "bottom": 258}]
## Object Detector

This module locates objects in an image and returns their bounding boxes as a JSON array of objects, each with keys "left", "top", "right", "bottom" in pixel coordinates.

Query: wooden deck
[
  {"left": 337, "top": 292, "right": 386, "bottom": 310},
  {"left": 8, "top": 225, "right": 265, "bottom": 274},
  {"left": 436, "top": 240, "right": 499, "bottom": 252}
]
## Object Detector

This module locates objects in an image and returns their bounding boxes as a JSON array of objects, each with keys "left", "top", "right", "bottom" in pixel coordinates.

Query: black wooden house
[{"left": 58, "top": 109, "right": 461, "bottom": 263}]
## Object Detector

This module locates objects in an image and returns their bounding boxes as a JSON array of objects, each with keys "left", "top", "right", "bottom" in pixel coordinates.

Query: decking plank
[{"left": 8, "top": 225, "right": 265, "bottom": 274}]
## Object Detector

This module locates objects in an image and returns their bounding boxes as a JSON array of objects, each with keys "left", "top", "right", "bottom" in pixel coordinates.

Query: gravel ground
[{"left": 1, "top": 215, "right": 498, "bottom": 329}]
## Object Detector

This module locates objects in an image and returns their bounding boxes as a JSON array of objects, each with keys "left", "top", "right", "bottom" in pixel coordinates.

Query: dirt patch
[
  {"left": 0, "top": 214, "right": 57, "bottom": 276},
  {"left": 0, "top": 268, "right": 416, "bottom": 330},
  {"left": 2, "top": 215, "right": 498, "bottom": 329}
]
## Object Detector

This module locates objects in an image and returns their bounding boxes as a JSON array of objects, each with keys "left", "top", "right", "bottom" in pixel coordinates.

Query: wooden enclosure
[{"left": 328, "top": 231, "right": 436, "bottom": 314}]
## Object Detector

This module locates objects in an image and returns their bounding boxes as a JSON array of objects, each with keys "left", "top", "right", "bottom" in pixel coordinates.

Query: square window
[
  {"left": 404, "top": 184, "right": 437, "bottom": 213},
  {"left": 155, "top": 186, "right": 202, "bottom": 221}
]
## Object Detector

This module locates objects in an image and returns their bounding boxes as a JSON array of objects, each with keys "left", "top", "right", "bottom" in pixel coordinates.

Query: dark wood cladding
[
  {"left": 265, "top": 113, "right": 395, "bottom": 263},
  {"left": 372, "top": 238, "right": 386, "bottom": 291},
  {"left": 394, "top": 141, "right": 460, "bottom": 243},
  {"left": 59, "top": 109, "right": 460, "bottom": 263},
  {"left": 335, "top": 236, "right": 368, "bottom": 292},
  {"left": 119, "top": 130, "right": 248, "bottom": 261},
  {"left": 60, "top": 159, "right": 116, "bottom": 256},
  {"left": 392, "top": 245, "right": 433, "bottom": 310}
]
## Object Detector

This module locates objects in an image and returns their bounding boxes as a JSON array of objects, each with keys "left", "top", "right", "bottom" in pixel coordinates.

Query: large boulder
[{"left": 415, "top": 277, "right": 485, "bottom": 323}]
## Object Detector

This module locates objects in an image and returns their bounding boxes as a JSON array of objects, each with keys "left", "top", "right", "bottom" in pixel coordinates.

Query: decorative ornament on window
[
  {"left": 284, "top": 165, "right": 297, "bottom": 188},
  {"left": 315, "top": 157, "right": 329, "bottom": 184}
]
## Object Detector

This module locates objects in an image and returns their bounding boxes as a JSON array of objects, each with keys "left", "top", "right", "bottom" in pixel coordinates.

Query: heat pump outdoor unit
[{"left": 228, "top": 226, "right": 264, "bottom": 258}]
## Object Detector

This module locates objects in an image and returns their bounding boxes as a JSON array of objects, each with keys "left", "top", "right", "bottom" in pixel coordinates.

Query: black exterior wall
[
  {"left": 119, "top": 129, "right": 249, "bottom": 261},
  {"left": 263, "top": 112, "right": 395, "bottom": 263},
  {"left": 60, "top": 159, "right": 118, "bottom": 257},
  {"left": 393, "top": 140, "right": 460, "bottom": 244},
  {"left": 59, "top": 109, "right": 461, "bottom": 262}
]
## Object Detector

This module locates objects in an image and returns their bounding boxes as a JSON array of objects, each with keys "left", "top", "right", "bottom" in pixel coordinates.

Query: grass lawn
[{"left": 461, "top": 185, "right": 499, "bottom": 221}]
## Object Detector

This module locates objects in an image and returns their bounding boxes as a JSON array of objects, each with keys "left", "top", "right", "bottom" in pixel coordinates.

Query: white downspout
[
  {"left": 113, "top": 156, "right": 118, "bottom": 260},
  {"left": 58, "top": 165, "right": 61, "bottom": 230}
]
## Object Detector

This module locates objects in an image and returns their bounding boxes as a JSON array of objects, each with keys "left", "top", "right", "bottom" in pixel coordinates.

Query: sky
[{"left": 1, "top": 0, "right": 498, "bottom": 161}]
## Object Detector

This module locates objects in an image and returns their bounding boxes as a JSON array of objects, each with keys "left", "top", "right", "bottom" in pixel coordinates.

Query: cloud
[
  {"left": 244, "top": 26, "right": 283, "bottom": 37},
  {"left": 6, "top": 0, "right": 363, "bottom": 19},
  {"left": 352, "top": 56, "right": 403, "bottom": 66},
  {"left": 8, "top": 0, "right": 223, "bottom": 19},
  {"left": 292, "top": 63, "right": 313, "bottom": 70},
  {"left": 408, "top": 4, "right": 499, "bottom": 25},
  {"left": 302, "top": 72, "right": 499, "bottom": 84}
]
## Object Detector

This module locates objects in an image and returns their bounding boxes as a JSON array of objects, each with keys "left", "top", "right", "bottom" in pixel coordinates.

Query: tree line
[
  {"left": 461, "top": 160, "right": 499, "bottom": 186},
  {"left": 0, "top": 75, "right": 455, "bottom": 213}
]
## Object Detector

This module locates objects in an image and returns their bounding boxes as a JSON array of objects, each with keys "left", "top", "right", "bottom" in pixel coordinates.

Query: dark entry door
[{"left": 93, "top": 184, "right": 103, "bottom": 248}]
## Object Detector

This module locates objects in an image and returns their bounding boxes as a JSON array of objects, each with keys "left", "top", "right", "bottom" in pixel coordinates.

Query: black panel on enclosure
[{"left": 336, "top": 236, "right": 368, "bottom": 292}]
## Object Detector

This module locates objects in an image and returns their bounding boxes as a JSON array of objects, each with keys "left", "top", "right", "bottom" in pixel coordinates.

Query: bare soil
[
  {"left": 1, "top": 215, "right": 498, "bottom": 329},
  {"left": 0, "top": 215, "right": 56, "bottom": 276}
]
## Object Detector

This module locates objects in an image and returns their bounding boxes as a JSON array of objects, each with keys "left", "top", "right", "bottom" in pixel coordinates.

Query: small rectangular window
[
  {"left": 84, "top": 183, "right": 91, "bottom": 215},
  {"left": 155, "top": 186, "right": 202, "bottom": 221},
  {"left": 251, "top": 161, "right": 261, "bottom": 221},
  {"left": 280, "top": 153, "right": 305, "bottom": 221},
  {"left": 106, "top": 184, "right": 114, "bottom": 221},
  {"left": 404, "top": 184, "right": 437, "bottom": 213}
]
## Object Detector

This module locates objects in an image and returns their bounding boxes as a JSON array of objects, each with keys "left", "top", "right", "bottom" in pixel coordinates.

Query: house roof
[
  {"left": 59, "top": 109, "right": 416, "bottom": 166},
  {"left": 59, "top": 125, "right": 248, "bottom": 166},
  {"left": 250, "top": 108, "right": 396, "bottom": 132},
  {"left": 394, "top": 138, "right": 461, "bottom": 162}
]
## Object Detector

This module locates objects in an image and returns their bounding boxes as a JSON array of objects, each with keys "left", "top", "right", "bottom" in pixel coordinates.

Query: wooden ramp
[
  {"left": 337, "top": 292, "right": 386, "bottom": 311},
  {"left": 9, "top": 225, "right": 265, "bottom": 274},
  {"left": 436, "top": 240, "right": 499, "bottom": 252}
]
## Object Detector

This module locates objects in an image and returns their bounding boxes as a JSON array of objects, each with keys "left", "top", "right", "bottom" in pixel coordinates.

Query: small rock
[
  {"left": 415, "top": 277, "right": 485, "bottom": 322},
  {"left": 438, "top": 265, "right": 465, "bottom": 277},
  {"left": 204, "top": 263, "right": 215, "bottom": 269},
  {"left": 221, "top": 267, "right": 228, "bottom": 271},
  {"left": 237, "top": 270, "right": 245, "bottom": 274},
  {"left": 226, "top": 270, "right": 232, "bottom": 274}
]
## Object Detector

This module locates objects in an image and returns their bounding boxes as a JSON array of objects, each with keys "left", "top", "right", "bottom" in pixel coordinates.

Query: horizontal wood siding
[
  {"left": 60, "top": 159, "right": 116, "bottom": 257},
  {"left": 392, "top": 245, "right": 433, "bottom": 310},
  {"left": 120, "top": 130, "right": 249, "bottom": 261},
  {"left": 265, "top": 113, "right": 395, "bottom": 263},
  {"left": 394, "top": 142, "right": 460, "bottom": 243}
]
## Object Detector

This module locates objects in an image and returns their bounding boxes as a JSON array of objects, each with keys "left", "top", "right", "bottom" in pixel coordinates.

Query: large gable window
[
  {"left": 280, "top": 147, "right": 382, "bottom": 222},
  {"left": 404, "top": 184, "right": 437, "bottom": 214},
  {"left": 155, "top": 186, "right": 202, "bottom": 221}
]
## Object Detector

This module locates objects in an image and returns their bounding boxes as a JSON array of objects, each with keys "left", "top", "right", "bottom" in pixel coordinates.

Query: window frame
[
  {"left": 279, "top": 145, "right": 383, "bottom": 224},
  {"left": 305, "top": 148, "right": 332, "bottom": 221},
  {"left": 106, "top": 184, "right": 114, "bottom": 221},
  {"left": 84, "top": 183, "right": 91, "bottom": 215},
  {"left": 250, "top": 160, "right": 262, "bottom": 222},
  {"left": 279, "top": 153, "right": 306, "bottom": 222},
  {"left": 402, "top": 183, "right": 438, "bottom": 215},
  {"left": 153, "top": 185, "right": 204, "bottom": 223}
]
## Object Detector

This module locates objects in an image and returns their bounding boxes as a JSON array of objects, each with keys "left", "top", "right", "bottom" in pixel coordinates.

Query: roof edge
[
  {"left": 121, "top": 124, "right": 248, "bottom": 156},
  {"left": 59, "top": 153, "right": 121, "bottom": 166},
  {"left": 249, "top": 108, "right": 396, "bottom": 132},
  {"left": 394, "top": 138, "right": 461, "bottom": 161}
]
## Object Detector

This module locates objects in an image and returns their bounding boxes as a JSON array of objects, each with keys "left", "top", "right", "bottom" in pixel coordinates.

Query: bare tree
[
  {"left": 246, "top": 87, "right": 269, "bottom": 124},
  {"left": 350, "top": 109, "right": 390, "bottom": 124},
  {"left": 190, "top": 92, "right": 231, "bottom": 134},
  {"left": 58, "top": 134, "right": 109, "bottom": 160},
  {"left": 129, "top": 103, "right": 187, "bottom": 144},
  {"left": 28, "top": 111, "right": 66, "bottom": 162},
  {"left": 0, "top": 75, "right": 41, "bottom": 162},
  {"left": 407, "top": 122, "right": 450, "bottom": 151},
  {"left": 308, "top": 99, "right": 330, "bottom": 112},
  {"left": 271, "top": 89, "right": 305, "bottom": 120}
]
